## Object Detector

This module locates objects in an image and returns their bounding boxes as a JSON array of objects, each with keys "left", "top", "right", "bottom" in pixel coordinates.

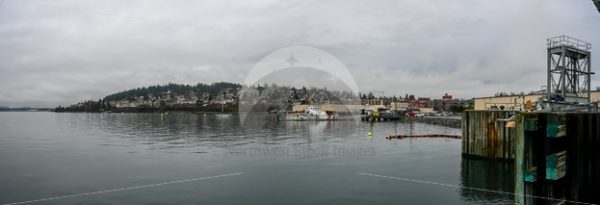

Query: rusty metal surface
[{"left": 462, "top": 110, "right": 515, "bottom": 160}]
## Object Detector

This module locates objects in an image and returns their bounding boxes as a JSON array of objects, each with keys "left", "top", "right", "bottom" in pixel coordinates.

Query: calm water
[{"left": 0, "top": 112, "right": 514, "bottom": 205}]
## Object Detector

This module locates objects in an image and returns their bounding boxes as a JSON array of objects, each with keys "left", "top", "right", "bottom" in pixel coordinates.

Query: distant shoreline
[
  {"left": 53, "top": 106, "right": 239, "bottom": 113},
  {"left": 0, "top": 108, "right": 52, "bottom": 112}
]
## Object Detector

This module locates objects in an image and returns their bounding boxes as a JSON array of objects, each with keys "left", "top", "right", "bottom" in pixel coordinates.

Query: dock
[
  {"left": 462, "top": 111, "right": 600, "bottom": 204},
  {"left": 362, "top": 114, "right": 462, "bottom": 128}
]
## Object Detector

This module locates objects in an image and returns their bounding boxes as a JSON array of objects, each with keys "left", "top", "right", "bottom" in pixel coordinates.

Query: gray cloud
[{"left": 0, "top": 0, "right": 599, "bottom": 107}]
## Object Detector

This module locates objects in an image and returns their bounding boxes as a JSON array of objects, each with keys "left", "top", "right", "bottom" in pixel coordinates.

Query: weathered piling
[
  {"left": 465, "top": 111, "right": 600, "bottom": 204},
  {"left": 564, "top": 113, "right": 600, "bottom": 204},
  {"left": 460, "top": 157, "right": 515, "bottom": 203},
  {"left": 462, "top": 110, "right": 515, "bottom": 160},
  {"left": 514, "top": 112, "right": 600, "bottom": 205}
]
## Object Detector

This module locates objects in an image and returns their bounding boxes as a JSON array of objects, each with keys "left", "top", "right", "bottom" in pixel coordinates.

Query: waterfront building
[{"left": 473, "top": 91, "right": 600, "bottom": 110}]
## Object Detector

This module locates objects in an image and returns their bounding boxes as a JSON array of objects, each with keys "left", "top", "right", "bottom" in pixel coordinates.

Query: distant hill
[
  {"left": 54, "top": 82, "right": 359, "bottom": 112},
  {"left": 54, "top": 82, "right": 242, "bottom": 112},
  {"left": 103, "top": 82, "right": 241, "bottom": 102}
]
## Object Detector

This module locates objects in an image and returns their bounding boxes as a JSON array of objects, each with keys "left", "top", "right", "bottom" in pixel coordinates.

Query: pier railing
[{"left": 547, "top": 35, "right": 591, "bottom": 51}]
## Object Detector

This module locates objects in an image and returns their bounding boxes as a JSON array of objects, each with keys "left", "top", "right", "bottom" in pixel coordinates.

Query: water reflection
[
  {"left": 460, "top": 157, "right": 515, "bottom": 204},
  {"left": 0, "top": 112, "right": 518, "bottom": 204},
  {"left": 92, "top": 113, "right": 363, "bottom": 153}
]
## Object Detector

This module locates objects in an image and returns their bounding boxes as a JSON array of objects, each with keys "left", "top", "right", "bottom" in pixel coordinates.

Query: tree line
[{"left": 103, "top": 82, "right": 241, "bottom": 101}]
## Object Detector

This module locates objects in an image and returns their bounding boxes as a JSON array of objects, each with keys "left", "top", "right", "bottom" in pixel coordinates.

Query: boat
[
  {"left": 215, "top": 113, "right": 232, "bottom": 118},
  {"left": 215, "top": 98, "right": 232, "bottom": 118},
  {"left": 285, "top": 105, "right": 334, "bottom": 121}
]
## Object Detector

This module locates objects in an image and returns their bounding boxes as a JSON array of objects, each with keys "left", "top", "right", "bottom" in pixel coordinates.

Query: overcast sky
[{"left": 1, "top": 0, "right": 599, "bottom": 107}]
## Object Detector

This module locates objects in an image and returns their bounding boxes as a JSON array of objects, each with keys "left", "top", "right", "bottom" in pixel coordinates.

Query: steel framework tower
[{"left": 546, "top": 35, "right": 592, "bottom": 105}]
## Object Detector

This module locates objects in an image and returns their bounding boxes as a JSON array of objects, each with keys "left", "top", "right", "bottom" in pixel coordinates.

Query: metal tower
[{"left": 546, "top": 35, "right": 593, "bottom": 105}]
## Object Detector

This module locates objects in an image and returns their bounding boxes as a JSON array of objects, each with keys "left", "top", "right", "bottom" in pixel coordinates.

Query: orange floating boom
[{"left": 386, "top": 134, "right": 461, "bottom": 140}]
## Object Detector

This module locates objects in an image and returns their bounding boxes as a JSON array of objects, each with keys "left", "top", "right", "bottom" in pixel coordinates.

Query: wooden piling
[{"left": 462, "top": 110, "right": 515, "bottom": 160}]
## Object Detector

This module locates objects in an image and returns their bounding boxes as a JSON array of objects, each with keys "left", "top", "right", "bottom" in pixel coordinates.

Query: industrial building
[
  {"left": 475, "top": 35, "right": 598, "bottom": 111},
  {"left": 473, "top": 91, "right": 600, "bottom": 110}
]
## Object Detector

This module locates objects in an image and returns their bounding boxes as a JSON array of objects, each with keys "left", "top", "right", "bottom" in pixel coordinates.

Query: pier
[
  {"left": 362, "top": 114, "right": 462, "bottom": 128},
  {"left": 360, "top": 115, "right": 401, "bottom": 122},
  {"left": 462, "top": 111, "right": 600, "bottom": 204},
  {"left": 461, "top": 36, "right": 600, "bottom": 204},
  {"left": 413, "top": 116, "right": 461, "bottom": 128}
]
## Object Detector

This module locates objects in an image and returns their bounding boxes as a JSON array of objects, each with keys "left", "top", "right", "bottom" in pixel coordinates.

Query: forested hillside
[{"left": 103, "top": 82, "right": 241, "bottom": 101}]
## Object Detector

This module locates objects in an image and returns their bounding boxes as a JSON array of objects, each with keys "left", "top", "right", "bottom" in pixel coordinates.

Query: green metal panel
[
  {"left": 524, "top": 117, "right": 538, "bottom": 131},
  {"left": 546, "top": 114, "right": 566, "bottom": 138},
  {"left": 546, "top": 151, "right": 566, "bottom": 180},
  {"left": 523, "top": 167, "right": 538, "bottom": 182}
]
